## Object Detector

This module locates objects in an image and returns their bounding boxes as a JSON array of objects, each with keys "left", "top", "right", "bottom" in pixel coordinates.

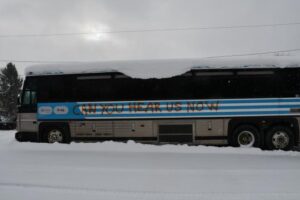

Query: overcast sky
[{"left": 0, "top": 0, "right": 300, "bottom": 76}]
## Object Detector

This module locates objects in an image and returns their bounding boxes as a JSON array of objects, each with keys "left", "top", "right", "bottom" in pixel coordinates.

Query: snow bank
[
  {"left": 25, "top": 56, "right": 300, "bottom": 79},
  {"left": 1, "top": 130, "right": 300, "bottom": 200},
  {"left": 1, "top": 130, "right": 299, "bottom": 157}
]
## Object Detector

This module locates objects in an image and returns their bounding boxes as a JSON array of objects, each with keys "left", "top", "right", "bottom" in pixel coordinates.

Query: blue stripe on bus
[
  {"left": 43, "top": 102, "right": 300, "bottom": 108},
  {"left": 37, "top": 98, "right": 300, "bottom": 120},
  {"left": 73, "top": 98, "right": 300, "bottom": 105},
  {"left": 82, "top": 111, "right": 289, "bottom": 117},
  {"left": 38, "top": 98, "right": 300, "bottom": 107},
  {"left": 38, "top": 110, "right": 293, "bottom": 120},
  {"left": 72, "top": 104, "right": 300, "bottom": 113}
]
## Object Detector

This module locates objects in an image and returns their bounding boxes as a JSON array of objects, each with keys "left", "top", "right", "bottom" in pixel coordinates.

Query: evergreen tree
[{"left": 0, "top": 63, "right": 23, "bottom": 120}]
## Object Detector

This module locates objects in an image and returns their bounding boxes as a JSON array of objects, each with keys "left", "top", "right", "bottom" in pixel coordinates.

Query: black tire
[
  {"left": 42, "top": 126, "right": 70, "bottom": 144},
  {"left": 15, "top": 132, "right": 23, "bottom": 142},
  {"left": 265, "top": 126, "right": 294, "bottom": 151},
  {"left": 230, "top": 125, "right": 261, "bottom": 148}
]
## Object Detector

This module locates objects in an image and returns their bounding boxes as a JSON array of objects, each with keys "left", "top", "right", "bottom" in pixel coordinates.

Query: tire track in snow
[{"left": 1, "top": 182, "right": 300, "bottom": 200}]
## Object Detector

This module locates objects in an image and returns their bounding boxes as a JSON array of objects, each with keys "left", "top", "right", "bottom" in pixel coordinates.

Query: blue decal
[{"left": 37, "top": 98, "right": 300, "bottom": 120}]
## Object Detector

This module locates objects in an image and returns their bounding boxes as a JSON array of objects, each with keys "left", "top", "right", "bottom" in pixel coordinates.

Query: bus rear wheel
[
  {"left": 231, "top": 125, "right": 260, "bottom": 148},
  {"left": 266, "top": 126, "right": 294, "bottom": 151}
]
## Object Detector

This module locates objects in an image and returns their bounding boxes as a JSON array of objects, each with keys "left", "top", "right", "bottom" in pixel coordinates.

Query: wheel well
[
  {"left": 39, "top": 122, "right": 70, "bottom": 142},
  {"left": 228, "top": 120, "right": 259, "bottom": 142},
  {"left": 228, "top": 117, "right": 299, "bottom": 146}
]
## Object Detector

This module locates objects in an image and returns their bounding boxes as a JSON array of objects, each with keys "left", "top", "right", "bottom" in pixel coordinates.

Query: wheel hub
[
  {"left": 272, "top": 131, "right": 289, "bottom": 149},
  {"left": 48, "top": 130, "right": 63, "bottom": 143},
  {"left": 238, "top": 131, "right": 255, "bottom": 147}
]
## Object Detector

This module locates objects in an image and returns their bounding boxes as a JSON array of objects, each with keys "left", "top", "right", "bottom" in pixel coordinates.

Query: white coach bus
[{"left": 15, "top": 58, "right": 300, "bottom": 150}]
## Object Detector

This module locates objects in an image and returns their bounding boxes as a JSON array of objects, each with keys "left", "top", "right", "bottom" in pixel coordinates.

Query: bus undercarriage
[{"left": 15, "top": 115, "right": 300, "bottom": 150}]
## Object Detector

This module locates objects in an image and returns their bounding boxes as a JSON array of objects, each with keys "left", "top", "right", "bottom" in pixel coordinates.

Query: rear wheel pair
[{"left": 231, "top": 125, "right": 294, "bottom": 150}]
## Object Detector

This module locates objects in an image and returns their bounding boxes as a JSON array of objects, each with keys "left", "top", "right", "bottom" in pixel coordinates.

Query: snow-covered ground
[{"left": 1, "top": 130, "right": 300, "bottom": 200}]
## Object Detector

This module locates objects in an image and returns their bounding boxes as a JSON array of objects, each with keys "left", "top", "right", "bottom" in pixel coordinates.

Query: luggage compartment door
[{"left": 158, "top": 124, "right": 193, "bottom": 143}]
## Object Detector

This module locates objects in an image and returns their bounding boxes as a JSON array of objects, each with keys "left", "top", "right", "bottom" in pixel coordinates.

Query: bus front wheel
[
  {"left": 231, "top": 125, "right": 261, "bottom": 148},
  {"left": 266, "top": 126, "right": 294, "bottom": 151},
  {"left": 42, "top": 126, "right": 70, "bottom": 144}
]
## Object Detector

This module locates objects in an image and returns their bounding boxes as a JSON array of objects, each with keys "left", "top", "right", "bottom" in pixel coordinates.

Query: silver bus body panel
[
  {"left": 17, "top": 117, "right": 299, "bottom": 147},
  {"left": 17, "top": 113, "right": 37, "bottom": 132},
  {"left": 70, "top": 120, "right": 155, "bottom": 138},
  {"left": 67, "top": 119, "right": 228, "bottom": 144},
  {"left": 114, "top": 120, "right": 154, "bottom": 138},
  {"left": 195, "top": 119, "right": 224, "bottom": 137}
]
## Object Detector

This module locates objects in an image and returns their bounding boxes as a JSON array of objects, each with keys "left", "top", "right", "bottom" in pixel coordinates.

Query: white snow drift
[{"left": 1, "top": 130, "right": 300, "bottom": 200}]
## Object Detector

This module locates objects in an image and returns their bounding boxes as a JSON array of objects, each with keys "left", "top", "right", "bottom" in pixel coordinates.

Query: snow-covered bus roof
[{"left": 25, "top": 56, "right": 300, "bottom": 79}]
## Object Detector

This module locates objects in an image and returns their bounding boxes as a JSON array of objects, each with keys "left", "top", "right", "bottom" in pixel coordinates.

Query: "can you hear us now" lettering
[{"left": 76, "top": 101, "right": 219, "bottom": 115}]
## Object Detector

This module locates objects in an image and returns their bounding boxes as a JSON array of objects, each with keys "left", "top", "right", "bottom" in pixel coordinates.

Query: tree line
[{"left": 0, "top": 63, "right": 23, "bottom": 121}]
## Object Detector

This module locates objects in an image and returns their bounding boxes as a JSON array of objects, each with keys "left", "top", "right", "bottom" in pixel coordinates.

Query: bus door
[{"left": 17, "top": 79, "right": 38, "bottom": 133}]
